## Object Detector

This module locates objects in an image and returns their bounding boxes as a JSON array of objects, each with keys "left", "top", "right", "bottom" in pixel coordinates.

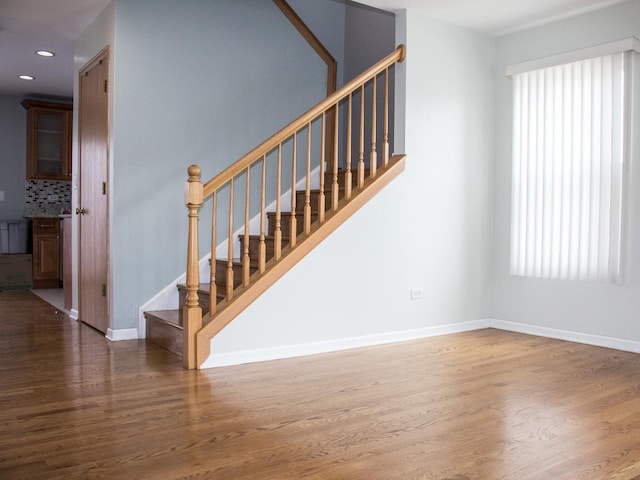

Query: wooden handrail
[
  {"left": 202, "top": 45, "right": 405, "bottom": 197},
  {"left": 183, "top": 45, "right": 407, "bottom": 369},
  {"left": 272, "top": 0, "right": 337, "bottom": 97}
]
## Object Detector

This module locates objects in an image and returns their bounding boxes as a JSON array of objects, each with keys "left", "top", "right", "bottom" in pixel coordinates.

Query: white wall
[
  {"left": 208, "top": 9, "right": 496, "bottom": 364},
  {"left": 492, "top": 0, "right": 640, "bottom": 341}
]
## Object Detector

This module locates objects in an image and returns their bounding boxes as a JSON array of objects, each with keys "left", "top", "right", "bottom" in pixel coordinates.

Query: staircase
[{"left": 145, "top": 45, "right": 406, "bottom": 369}]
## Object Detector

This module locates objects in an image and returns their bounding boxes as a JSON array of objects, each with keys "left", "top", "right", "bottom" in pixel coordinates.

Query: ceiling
[
  {"left": 0, "top": 0, "right": 628, "bottom": 99},
  {"left": 362, "top": 0, "right": 627, "bottom": 35},
  {"left": 0, "top": 0, "right": 110, "bottom": 98}
]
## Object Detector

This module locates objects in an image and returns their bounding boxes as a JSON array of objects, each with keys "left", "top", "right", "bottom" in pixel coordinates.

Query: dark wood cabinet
[
  {"left": 22, "top": 100, "right": 72, "bottom": 181},
  {"left": 32, "top": 218, "right": 61, "bottom": 289}
]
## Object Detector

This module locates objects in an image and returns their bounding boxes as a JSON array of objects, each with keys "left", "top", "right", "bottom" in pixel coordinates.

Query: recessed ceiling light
[
  {"left": 19, "top": 75, "right": 35, "bottom": 81},
  {"left": 36, "top": 50, "right": 55, "bottom": 57}
]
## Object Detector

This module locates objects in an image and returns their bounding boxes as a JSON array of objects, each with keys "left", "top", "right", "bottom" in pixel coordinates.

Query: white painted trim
[
  {"left": 106, "top": 328, "right": 140, "bottom": 341},
  {"left": 495, "top": 0, "right": 629, "bottom": 37},
  {"left": 137, "top": 278, "right": 182, "bottom": 338},
  {"left": 505, "top": 36, "right": 640, "bottom": 76},
  {"left": 201, "top": 319, "right": 491, "bottom": 368},
  {"left": 490, "top": 318, "right": 640, "bottom": 353},
  {"left": 200, "top": 317, "right": 640, "bottom": 369},
  {"left": 69, "top": 308, "right": 79, "bottom": 320}
]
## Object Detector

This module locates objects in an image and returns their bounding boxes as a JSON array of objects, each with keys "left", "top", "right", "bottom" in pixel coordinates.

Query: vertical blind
[{"left": 510, "top": 52, "right": 629, "bottom": 282}]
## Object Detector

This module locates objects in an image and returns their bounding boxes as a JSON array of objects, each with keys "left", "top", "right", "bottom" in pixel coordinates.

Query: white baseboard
[
  {"left": 201, "top": 319, "right": 491, "bottom": 368},
  {"left": 69, "top": 308, "right": 79, "bottom": 320},
  {"left": 200, "top": 317, "right": 640, "bottom": 369},
  {"left": 106, "top": 328, "right": 140, "bottom": 341},
  {"left": 490, "top": 318, "right": 640, "bottom": 354}
]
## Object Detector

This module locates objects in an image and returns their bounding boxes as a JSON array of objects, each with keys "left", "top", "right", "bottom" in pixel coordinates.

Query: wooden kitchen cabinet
[
  {"left": 22, "top": 99, "right": 72, "bottom": 181},
  {"left": 62, "top": 215, "right": 72, "bottom": 310},
  {"left": 32, "top": 218, "right": 61, "bottom": 289}
]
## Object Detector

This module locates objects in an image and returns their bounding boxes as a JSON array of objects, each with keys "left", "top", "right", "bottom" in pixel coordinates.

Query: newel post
[{"left": 183, "top": 165, "right": 203, "bottom": 369}]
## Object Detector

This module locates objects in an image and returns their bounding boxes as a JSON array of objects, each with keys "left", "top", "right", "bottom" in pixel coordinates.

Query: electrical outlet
[
  {"left": 47, "top": 194, "right": 58, "bottom": 202},
  {"left": 410, "top": 288, "right": 423, "bottom": 300},
  {"left": 0, "top": 191, "right": 4, "bottom": 202}
]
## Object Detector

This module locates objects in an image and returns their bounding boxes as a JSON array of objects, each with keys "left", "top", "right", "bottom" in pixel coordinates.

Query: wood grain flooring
[{"left": 1, "top": 290, "right": 640, "bottom": 479}]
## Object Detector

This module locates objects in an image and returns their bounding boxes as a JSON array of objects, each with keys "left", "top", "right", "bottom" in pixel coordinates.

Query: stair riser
[
  {"left": 178, "top": 289, "right": 211, "bottom": 317},
  {"left": 295, "top": 190, "right": 337, "bottom": 215},
  {"left": 266, "top": 212, "right": 317, "bottom": 237},
  {"left": 239, "top": 236, "right": 276, "bottom": 264},
  {"left": 213, "top": 259, "right": 257, "bottom": 288},
  {"left": 324, "top": 169, "right": 368, "bottom": 188},
  {"left": 147, "top": 318, "right": 182, "bottom": 358}
]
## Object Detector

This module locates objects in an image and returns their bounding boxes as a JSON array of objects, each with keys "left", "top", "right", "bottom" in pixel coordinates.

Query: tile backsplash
[{"left": 24, "top": 180, "right": 71, "bottom": 217}]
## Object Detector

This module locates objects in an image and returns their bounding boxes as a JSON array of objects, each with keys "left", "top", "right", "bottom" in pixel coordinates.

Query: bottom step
[{"left": 145, "top": 310, "right": 182, "bottom": 357}]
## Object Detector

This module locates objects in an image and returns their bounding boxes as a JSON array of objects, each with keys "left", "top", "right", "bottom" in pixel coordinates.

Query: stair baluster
[
  {"left": 358, "top": 84, "right": 365, "bottom": 189},
  {"left": 290, "top": 134, "right": 297, "bottom": 248},
  {"left": 318, "top": 114, "right": 326, "bottom": 223},
  {"left": 331, "top": 104, "right": 339, "bottom": 211},
  {"left": 259, "top": 156, "right": 267, "bottom": 273},
  {"left": 383, "top": 67, "right": 390, "bottom": 168},
  {"left": 226, "top": 178, "right": 234, "bottom": 300},
  {"left": 304, "top": 124, "right": 312, "bottom": 235},
  {"left": 345, "top": 93, "right": 353, "bottom": 201},
  {"left": 243, "top": 168, "right": 251, "bottom": 286},
  {"left": 209, "top": 191, "right": 217, "bottom": 316},
  {"left": 370, "top": 75, "right": 377, "bottom": 179},
  {"left": 275, "top": 146, "right": 283, "bottom": 260}
]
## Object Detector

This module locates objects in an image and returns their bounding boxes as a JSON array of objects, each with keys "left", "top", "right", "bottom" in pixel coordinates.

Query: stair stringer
[{"left": 195, "top": 154, "right": 406, "bottom": 368}]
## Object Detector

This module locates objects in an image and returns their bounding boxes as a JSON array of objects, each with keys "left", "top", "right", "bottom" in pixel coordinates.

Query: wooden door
[{"left": 78, "top": 48, "right": 109, "bottom": 334}]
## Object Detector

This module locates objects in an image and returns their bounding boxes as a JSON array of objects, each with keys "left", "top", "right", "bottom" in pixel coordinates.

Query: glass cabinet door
[
  {"left": 22, "top": 100, "right": 72, "bottom": 181},
  {"left": 36, "top": 112, "right": 65, "bottom": 175}
]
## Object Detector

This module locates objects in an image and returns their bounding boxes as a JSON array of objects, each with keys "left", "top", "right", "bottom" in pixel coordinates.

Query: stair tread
[
  {"left": 177, "top": 283, "right": 227, "bottom": 298},
  {"left": 267, "top": 210, "right": 318, "bottom": 217},
  {"left": 213, "top": 257, "right": 256, "bottom": 266},
  {"left": 239, "top": 234, "right": 286, "bottom": 240},
  {"left": 145, "top": 310, "right": 181, "bottom": 327},
  {"left": 146, "top": 309, "right": 182, "bottom": 358}
]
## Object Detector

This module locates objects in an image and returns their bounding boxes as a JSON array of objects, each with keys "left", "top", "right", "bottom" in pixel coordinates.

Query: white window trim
[{"left": 505, "top": 37, "right": 640, "bottom": 78}]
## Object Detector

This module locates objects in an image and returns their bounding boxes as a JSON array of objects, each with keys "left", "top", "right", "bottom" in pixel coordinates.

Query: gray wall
[
  {"left": 0, "top": 96, "right": 26, "bottom": 220},
  {"left": 345, "top": 2, "right": 396, "bottom": 164},
  {"left": 288, "top": 0, "right": 346, "bottom": 87},
  {"left": 344, "top": 1, "right": 395, "bottom": 83},
  {"left": 492, "top": 0, "right": 640, "bottom": 341},
  {"left": 106, "top": 0, "right": 329, "bottom": 329}
]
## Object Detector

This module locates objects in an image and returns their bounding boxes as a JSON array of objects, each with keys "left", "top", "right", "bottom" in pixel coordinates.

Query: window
[{"left": 508, "top": 42, "right": 636, "bottom": 283}]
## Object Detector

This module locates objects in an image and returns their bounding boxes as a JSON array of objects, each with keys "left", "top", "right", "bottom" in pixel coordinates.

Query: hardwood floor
[{"left": 2, "top": 290, "right": 640, "bottom": 479}]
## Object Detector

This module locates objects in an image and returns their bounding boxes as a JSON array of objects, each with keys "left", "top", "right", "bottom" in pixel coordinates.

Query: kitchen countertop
[{"left": 22, "top": 214, "right": 72, "bottom": 219}]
